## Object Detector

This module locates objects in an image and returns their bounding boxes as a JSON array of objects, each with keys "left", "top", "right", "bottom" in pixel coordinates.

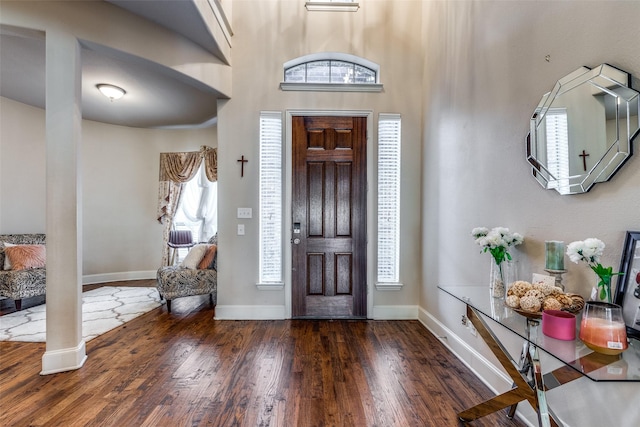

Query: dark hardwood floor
[{"left": 0, "top": 281, "right": 525, "bottom": 427}]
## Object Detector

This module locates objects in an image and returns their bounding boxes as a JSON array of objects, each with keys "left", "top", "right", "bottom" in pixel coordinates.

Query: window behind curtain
[
  {"left": 173, "top": 163, "right": 218, "bottom": 244},
  {"left": 259, "top": 112, "right": 283, "bottom": 284},
  {"left": 377, "top": 114, "right": 401, "bottom": 283}
]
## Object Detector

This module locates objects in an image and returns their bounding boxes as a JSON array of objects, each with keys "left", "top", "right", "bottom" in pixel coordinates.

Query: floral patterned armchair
[
  {"left": 156, "top": 234, "right": 217, "bottom": 314},
  {"left": 0, "top": 234, "right": 47, "bottom": 311}
]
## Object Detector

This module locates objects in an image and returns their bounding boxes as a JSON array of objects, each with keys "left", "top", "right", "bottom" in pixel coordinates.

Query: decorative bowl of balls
[{"left": 505, "top": 280, "right": 585, "bottom": 319}]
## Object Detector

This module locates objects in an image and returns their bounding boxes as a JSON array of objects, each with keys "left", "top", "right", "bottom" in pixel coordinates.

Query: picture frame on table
[{"left": 614, "top": 231, "right": 640, "bottom": 339}]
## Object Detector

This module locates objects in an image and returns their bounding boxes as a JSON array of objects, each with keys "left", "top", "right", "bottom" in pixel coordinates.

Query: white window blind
[
  {"left": 259, "top": 112, "right": 283, "bottom": 283},
  {"left": 377, "top": 114, "right": 401, "bottom": 283},
  {"left": 545, "top": 109, "right": 570, "bottom": 194}
]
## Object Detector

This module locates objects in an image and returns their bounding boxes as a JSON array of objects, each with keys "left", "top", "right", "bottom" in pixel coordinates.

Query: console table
[{"left": 438, "top": 285, "right": 640, "bottom": 427}]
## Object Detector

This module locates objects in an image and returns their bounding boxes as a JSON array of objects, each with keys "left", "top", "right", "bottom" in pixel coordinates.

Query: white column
[{"left": 41, "top": 30, "right": 86, "bottom": 375}]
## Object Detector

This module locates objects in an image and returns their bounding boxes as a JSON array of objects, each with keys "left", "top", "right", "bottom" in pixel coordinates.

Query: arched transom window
[
  {"left": 281, "top": 52, "right": 383, "bottom": 92},
  {"left": 285, "top": 60, "right": 375, "bottom": 84}
]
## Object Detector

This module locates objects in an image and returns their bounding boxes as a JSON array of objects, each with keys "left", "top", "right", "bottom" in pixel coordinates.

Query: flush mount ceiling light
[
  {"left": 96, "top": 83, "right": 126, "bottom": 101},
  {"left": 305, "top": 2, "right": 359, "bottom": 12}
]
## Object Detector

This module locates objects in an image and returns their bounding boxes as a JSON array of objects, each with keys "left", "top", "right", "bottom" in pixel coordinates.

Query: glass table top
[{"left": 439, "top": 285, "right": 640, "bottom": 382}]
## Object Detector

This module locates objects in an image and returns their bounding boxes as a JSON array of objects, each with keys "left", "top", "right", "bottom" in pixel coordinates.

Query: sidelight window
[
  {"left": 377, "top": 114, "right": 401, "bottom": 285},
  {"left": 259, "top": 112, "right": 284, "bottom": 285}
]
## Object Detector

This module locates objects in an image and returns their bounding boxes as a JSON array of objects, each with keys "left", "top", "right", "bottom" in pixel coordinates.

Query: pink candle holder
[
  {"left": 542, "top": 310, "right": 576, "bottom": 340},
  {"left": 579, "top": 301, "right": 628, "bottom": 355}
]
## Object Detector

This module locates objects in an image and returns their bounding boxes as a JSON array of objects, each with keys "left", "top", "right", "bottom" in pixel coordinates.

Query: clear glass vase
[
  {"left": 590, "top": 276, "right": 613, "bottom": 303},
  {"left": 489, "top": 258, "right": 513, "bottom": 299}
]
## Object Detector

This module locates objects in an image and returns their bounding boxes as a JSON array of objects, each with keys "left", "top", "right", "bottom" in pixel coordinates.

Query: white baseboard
[
  {"left": 213, "top": 304, "right": 420, "bottom": 320},
  {"left": 372, "top": 305, "right": 419, "bottom": 319},
  {"left": 40, "top": 340, "right": 87, "bottom": 375},
  {"left": 82, "top": 270, "right": 156, "bottom": 285},
  {"left": 214, "top": 305, "right": 286, "bottom": 320},
  {"left": 417, "top": 306, "right": 536, "bottom": 427}
]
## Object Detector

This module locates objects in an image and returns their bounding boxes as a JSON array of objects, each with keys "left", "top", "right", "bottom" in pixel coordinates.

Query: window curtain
[
  {"left": 177, "top": 166, "right": 218, "bottom": 242},
  {"left": 157, "top": 146, "right": 217, "bottom": 266}
]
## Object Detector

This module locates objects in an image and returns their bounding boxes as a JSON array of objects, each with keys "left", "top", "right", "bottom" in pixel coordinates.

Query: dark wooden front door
[{"left": 292, "top": 116, "right": 367, "bottom": 318}]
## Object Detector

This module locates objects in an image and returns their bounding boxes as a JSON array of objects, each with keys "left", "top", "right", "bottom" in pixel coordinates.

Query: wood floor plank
[{"left": 0, "top": 281, "right": 526, "bottom": 427}]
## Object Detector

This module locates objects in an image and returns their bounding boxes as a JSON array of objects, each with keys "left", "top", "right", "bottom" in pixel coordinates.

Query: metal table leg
[{"left": 458, "top": 305, "right": 563, "bottom": 427}]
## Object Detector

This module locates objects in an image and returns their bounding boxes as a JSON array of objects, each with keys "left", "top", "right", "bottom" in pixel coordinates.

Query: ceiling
[{"left": 0, "top": 1, "right": 226, "bottom": 129}]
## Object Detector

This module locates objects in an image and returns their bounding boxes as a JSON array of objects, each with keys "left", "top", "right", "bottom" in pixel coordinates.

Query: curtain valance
[{"left": 159, "top": 145, "right": 217, "bottom": 183}]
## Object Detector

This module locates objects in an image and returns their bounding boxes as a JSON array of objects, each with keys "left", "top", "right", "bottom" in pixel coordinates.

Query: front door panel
[{"left": 292, "top": 116, "right": 367, "bottom": 318}]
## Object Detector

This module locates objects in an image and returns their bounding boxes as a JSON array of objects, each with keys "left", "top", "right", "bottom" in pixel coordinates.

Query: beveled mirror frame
[{"left": 527, "top": 64, "right": 640, "bottom": 194}]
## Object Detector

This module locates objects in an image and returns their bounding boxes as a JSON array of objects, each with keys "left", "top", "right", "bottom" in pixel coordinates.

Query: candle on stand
[
  {"left": 580, "top": 317, "right": 628, "bottom": 352},
  {"left": 545, "top": 240, "right": 565, "bottom": 271},
  {"left": 579, "top": 301, "right": 628, "bottom": 355}
]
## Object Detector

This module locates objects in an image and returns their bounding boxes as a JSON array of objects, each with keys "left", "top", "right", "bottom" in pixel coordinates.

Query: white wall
[
  {"left": 82, "top": 120, "right": 216, "bottom": 279},
  {"left": 216, "top": 0, "right": 424, "bottom": 317},
  {"left": 0, "top": 96, "right": 216, "bottom": 281},
  {"left": 421, "top": 1, "right": 640, "bottom": 426},
  {"left": 0, "top": 99, "right": 46, "bottom": 232}
]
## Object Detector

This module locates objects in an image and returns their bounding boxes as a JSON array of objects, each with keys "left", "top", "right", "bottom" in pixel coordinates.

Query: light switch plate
[
  {"left": 237, "top": 207, "right": 252, "bottom": 219},
  {"left": 237, "top": 224, "right": 245, "bottom": 235}
]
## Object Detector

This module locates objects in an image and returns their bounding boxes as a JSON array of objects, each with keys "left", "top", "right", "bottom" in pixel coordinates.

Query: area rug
[{"left": 0, "top": 286, "right": 163, "bottom": 342}]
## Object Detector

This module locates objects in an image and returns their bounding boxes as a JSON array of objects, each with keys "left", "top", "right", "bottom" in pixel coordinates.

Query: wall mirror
[{"left": 526, "top": 64, "right": 640, "bottom": 195}]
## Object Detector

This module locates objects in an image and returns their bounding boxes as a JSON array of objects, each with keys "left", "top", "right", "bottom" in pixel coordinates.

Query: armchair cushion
[
  {"left": 198, "top": 244, "right": 217, "bottom": 269},
  {"left": 180, "top": 244, "right": 209, "bottom": 269},
  {"left": 5, "top": 245, "right": 46, "bottom": 271},
  {"left": 2, "top": 242, "right": 15, "bottom": 269}
]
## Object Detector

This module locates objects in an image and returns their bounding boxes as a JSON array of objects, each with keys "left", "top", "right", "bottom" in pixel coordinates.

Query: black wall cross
[{"left": 237, "top": 155, "right": 248, "bottom": 177}]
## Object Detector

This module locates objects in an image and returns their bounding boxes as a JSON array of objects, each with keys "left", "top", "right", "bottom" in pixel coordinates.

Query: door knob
[{"left": 293, "top": 238, "right": 300, "bottom": 244}]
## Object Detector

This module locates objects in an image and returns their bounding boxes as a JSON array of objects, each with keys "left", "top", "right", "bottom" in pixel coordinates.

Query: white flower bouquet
[
  {"left": 471, "top": 227, "right": 524, "bottom": 265},
  {"left": 566, "top": 238, "right": 620, "bottom": 302},
  {"left": 472, "top": 227, "right": 524, "bottom": 298}
]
